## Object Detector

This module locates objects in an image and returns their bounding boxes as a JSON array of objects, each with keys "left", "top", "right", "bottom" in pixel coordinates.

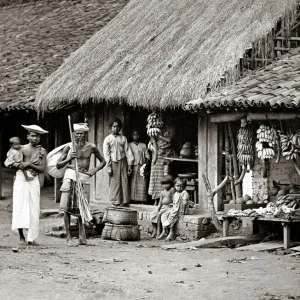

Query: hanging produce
[
  {"left": 255, "top": 125, "right": 277, "bottom": 159},
  {"left": 235, "top": 118, "right": 254, "bottom": 185},
  {"left": 146, "top": 112, "right": 164, "bottom": 165},
  {"left": 279, "top": 133, "right": 300, "bottom": 161}
]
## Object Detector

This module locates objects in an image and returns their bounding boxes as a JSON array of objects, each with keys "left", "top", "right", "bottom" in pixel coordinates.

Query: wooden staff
[{"left": 228, "top": 123, "right": 242, "bottom": 198}]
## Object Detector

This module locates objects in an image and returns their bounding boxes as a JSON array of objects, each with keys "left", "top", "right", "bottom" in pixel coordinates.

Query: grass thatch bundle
[{"left": 35, "top": 0, "right": 298, "bottom": 112}]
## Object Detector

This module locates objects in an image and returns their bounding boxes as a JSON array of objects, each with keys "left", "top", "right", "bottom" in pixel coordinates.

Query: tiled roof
[
  {"left": 185, "top": 52, "right": 300, "bottom": 111},
  {"left": 0, "top": 0, "right": 128, "bottom": 111}
]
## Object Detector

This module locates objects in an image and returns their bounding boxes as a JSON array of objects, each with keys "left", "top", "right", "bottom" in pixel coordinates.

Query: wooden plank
[
  {"left": 237, "top": 241, "right": 283, "bottom": 252},
  {"left": 0, "top": 114, "right": 3, "bottom": 199},
  {"left": 275, "top": 36, "right": 300, "bottom": 41},
  {"left": 162, "top": 235, "right": 263, "bottom": 250},
  {"left": 289, "top": 245, "right": 300, "bottom": 252},
  {"left": 282, "top": 223, "right": 291, "bottom": 249},
  {"left": 163, "top": 156, "right": 198, "bottom": 163},
  {"left": 198, "top": 113, "right": 208, "bottom": 211},
  {"left": 274, "top": 47, "right": 291, "bottom": 51}
]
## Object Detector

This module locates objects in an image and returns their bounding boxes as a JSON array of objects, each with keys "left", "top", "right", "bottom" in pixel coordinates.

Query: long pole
[{"left": 67, "top": 116, "right": 87, "bottom": 240}]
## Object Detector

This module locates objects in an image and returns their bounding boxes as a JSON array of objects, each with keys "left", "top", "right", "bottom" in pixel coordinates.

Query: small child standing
[
  {"left": 149, "top": 175, "right": 174, "bottom": 238},
  {"left": 158, "top": 177, "right": 189, "bottom": 241},
  {"left": 4, "top": 137, "right": 33, "bottom": 181}
]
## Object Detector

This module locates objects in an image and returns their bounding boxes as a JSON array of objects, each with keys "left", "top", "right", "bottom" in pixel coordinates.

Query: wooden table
[{"left": 221, "top": 215, "right": 300, "bottom": 249}]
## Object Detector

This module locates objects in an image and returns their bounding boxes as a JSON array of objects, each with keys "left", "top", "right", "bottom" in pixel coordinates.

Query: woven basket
[
  {"left": 105, "top": 207, "right": 138, "bottom": 225},
  {"left": 101, "top": 223, "right": 140, "bottom": 241}
]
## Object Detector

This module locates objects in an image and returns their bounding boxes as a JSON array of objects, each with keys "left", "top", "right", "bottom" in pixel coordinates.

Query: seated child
[
  {"left": 158, "top": 177, "right": 190, "bottom": 241},
  {"left": 149, "top": 175, "right": 174, "bottom": 238},
  {"left": 4, "top": 137, "right": 33, "bottom": 181}
]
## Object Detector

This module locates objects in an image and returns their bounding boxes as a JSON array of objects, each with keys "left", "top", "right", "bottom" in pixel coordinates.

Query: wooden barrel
[
  {"left": 101, "top": 223, "right": 140, "bottom": 241},
  {"left": 105, "top": 207, "right": 138, "bottom": 225}
]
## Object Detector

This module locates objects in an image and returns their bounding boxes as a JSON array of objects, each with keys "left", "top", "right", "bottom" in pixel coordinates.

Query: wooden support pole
[
  {"left": 0, "top": 115, "right": 3, "bottom": 200},
  {"left": 282, "top": 223, "right": 291, "bottom": 249},
  {"left": 228, "top": 123, "right": 242, "bottom": 198}
]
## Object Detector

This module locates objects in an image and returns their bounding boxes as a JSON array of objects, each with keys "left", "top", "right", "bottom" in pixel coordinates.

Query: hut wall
[
  {"left": 198, "top": 114, "right": 222, "bottom": 211},
  {"left": 88, "top": 104, "right": 124, "bottom": 204},
  {"left": 251, "top": 154, "right": 300, "bottom": 198}
]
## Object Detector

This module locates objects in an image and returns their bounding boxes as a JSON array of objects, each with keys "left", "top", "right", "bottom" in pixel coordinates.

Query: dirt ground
[{"left": 1, "top": 208, "right": 300, "bottom": 300}]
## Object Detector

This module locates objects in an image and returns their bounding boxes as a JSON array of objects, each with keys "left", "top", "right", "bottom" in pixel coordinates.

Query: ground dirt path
[{"left": 1, "top": 210, "right": 300, "bottom": 300}]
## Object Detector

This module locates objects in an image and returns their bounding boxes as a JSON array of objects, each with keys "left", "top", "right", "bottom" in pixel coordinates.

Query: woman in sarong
[
  {"left": 103, "top": 118, "right": 134, "bottom": 206},
  {"left": 129, "top": 129, "right": 150, "bottom": 203},
  {"left": 148, "top": 123, "right": 175, "bottom": 205}
]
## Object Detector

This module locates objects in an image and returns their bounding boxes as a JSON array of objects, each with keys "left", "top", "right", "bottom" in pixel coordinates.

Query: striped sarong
[
  {"left": 129, "top": 164, "right": 147, "bottom": 202},
  {"left": 109, "top": 158, "right": 130, "bottom": 205},
  {"left": 148, "top": 156, "right": 164, "bottom": 199}
]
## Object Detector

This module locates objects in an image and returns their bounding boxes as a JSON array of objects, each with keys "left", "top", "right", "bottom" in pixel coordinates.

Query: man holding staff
[{"left": 57, "top": 123, "right": 106, "bottom": 246}]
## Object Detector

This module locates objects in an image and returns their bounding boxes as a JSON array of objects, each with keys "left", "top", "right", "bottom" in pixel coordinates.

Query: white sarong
[{"left": 12, "top": 170, "right": 40, "bottom": 242}]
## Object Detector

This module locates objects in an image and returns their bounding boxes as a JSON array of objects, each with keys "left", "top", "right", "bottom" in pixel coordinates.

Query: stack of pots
[{"left": 102, "top": 207, "right": 140, "bottom": 241}]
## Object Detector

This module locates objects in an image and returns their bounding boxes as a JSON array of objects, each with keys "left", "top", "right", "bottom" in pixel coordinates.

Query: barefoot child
[
  {"left": 158, "top": 177, "right": 189, "bottom": 241},
  {"left": 149, "top": 175, "right": 174, "bottom": 238},
  {"left": 4, "top": 137, "right": 34, "bottom": 181}
]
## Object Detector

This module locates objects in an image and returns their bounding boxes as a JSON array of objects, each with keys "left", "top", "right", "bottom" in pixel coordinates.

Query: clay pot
[
  {"left": 182, "top": 142, "right": 194, "bottom": 149},
  {"left": 180, "top": 148, "right": 194, "bottom": 158}
]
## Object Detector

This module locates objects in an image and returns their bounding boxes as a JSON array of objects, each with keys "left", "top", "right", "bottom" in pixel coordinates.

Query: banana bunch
[
  {"left": 276, "top": 194, "right": 300, "bottom": 209},
  {"left": 255, "top": 125, "right": 276, "bottom": 160},
  {"left": 280, "top": 133, "right": 300, "bottom": 161},
  {"left": 237, "top": 126, "right": 254, "bottom": 169},
  {"left": 146, "top": 112, "right": 164, "bottom": 138}
]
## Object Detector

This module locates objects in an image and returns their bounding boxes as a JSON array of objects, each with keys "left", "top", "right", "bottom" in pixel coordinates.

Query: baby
[
  {"left": 158, "top": 177, "right": 190, "bottom": 241},
  {"left": 4, "top": 137, "right": 34, "bottom": 181},
  {"left": 149, "top": 175, "right": 175, "bottom": 238}
]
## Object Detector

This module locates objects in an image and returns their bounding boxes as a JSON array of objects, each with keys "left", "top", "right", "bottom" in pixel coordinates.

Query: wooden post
[
  {"left": 0, "top": 115, "right": 3, "bottom": 200},
  {"left": 282, "top": 222, "right": 290, "bottom": 249}
]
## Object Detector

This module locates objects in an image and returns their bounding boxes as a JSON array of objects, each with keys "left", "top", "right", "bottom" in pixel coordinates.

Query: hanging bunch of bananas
[
  {"left": 237, "top": 122, "right": 254, "bottom": 170},
  {"left": 146, "top": 112, "right": 164, "bottom": 138},
  {"left": 255, "top": 125, "right": 276, "bottom": 159},
  {"left": 280, "top": 133, "right": 300, "bottom": 161}
]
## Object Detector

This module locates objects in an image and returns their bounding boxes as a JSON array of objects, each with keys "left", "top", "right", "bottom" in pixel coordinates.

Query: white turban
[{"left": 73, "top": 123, "right": 89, "bottom": 132}]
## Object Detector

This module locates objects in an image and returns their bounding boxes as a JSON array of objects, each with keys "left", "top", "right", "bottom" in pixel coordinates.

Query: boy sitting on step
[{"left": 149, "top": 175, "right": 174, "bottom": 238}]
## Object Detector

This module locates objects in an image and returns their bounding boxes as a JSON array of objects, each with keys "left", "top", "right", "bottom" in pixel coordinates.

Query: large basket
[
  {"left": 101, "top": 223, "right": 140, "bottom": 241},
  {"left": 105, "top": 207, "right": 138, "bottom": 225}
]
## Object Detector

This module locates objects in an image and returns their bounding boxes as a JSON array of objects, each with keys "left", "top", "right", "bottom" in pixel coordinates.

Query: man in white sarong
[
  {"left": 57, "top": 123, "right": 106, "bottom": 246},
  {"left": 11, "top": 125, "right": 48, "bottom": 246}
]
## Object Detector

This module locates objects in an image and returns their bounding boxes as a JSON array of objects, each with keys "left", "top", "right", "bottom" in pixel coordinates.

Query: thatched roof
[
  {"left": 185, "top": 50, "right": 300, "bottom": 111},
  {"left": 0, "top": 0, "right": 129, "bottom": 111},
  {"left": 35, "top": 0, "right": 298, "bottom": 111}
]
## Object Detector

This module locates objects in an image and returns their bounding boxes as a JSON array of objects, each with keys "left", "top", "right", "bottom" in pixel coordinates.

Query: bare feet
[
  {"left": 78, "top": 236, "right": 87, "bottom": 246},
  {"left": 66, "top": 236, "right": 77, "bottom": 247},
  {"left": 19, "top": 238, "right": 27, "bottom": 246},
  {"left": 27, "top": 241, "right": 39, "bottom": 246},
  {"left": 157, "top": 231, "right": 167, "bottom": 240},
  {"left": 165, "top": 232, "right": 176, "bottom": 241},
  {"left": 150, "top": 230, "right": 157, "bottom": 238}
]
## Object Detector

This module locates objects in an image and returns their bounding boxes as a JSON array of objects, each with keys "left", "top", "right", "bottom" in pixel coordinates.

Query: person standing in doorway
[
  {"left": 103, "top": 118, "right": 134, "bottom": 207},
  {"left": 129, "top": 129, "right": 149, "bottom": 203},
  {"left": 11, "top": 125, "right": 48, "bottom": 246}
]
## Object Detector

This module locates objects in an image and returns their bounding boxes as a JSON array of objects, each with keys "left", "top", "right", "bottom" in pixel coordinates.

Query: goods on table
[
  {"left": 255, "top": 125, "right": 276, "bottom": 159},
  {"left": 194, "top": 146, "right": 198, "bottom": 158},
  {"left": 276, "top": 194, "right": 300, "bottom": 209},
  {"left": 180, "top": 142, "right": 195, "bottom": 158}
]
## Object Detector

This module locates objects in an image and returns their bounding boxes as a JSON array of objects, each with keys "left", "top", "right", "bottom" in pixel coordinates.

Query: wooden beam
[
  {"left": 0, "top": 115, "right": 3, "bottom": 200},
  {"left": 274, "top": 47, "right": 291, "bottom": 51},
  {"left": 210, "top": 112, "right": 300, "bottom": 123},
  {"left": 275, "top": 36, "right": 300, "bottom": 41}
]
